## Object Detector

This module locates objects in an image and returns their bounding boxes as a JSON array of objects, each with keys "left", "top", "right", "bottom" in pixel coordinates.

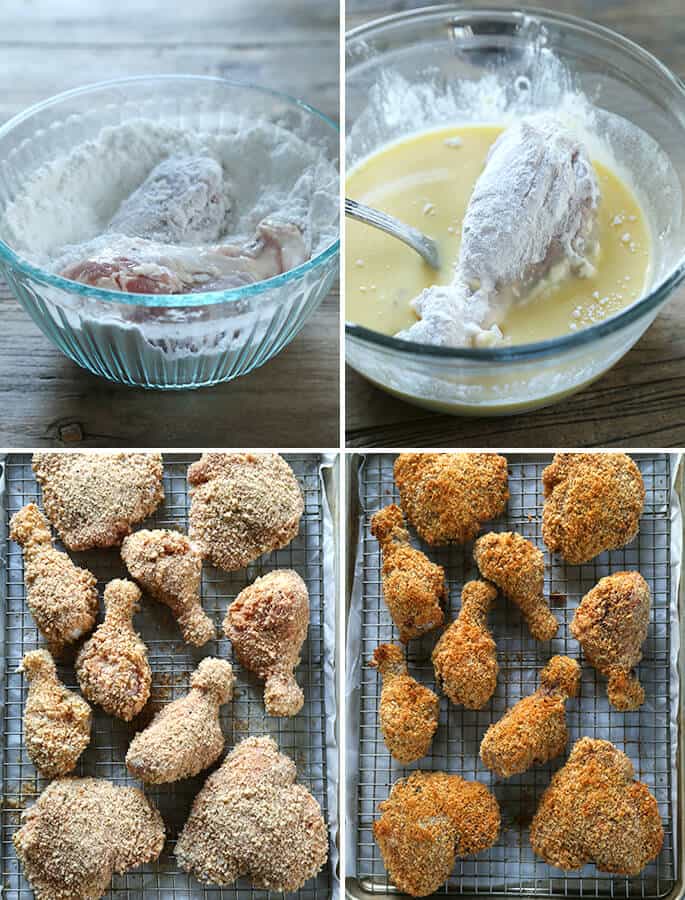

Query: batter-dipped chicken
[
  {"left": 394, "top": 453, "right": 509, "bottom": 544},
  {"left": 373, "top": 771, "right": 500, "bottom": 897},
  {"left": 432, "top": 581, "right": 498, "bottom": 709},
  {"left": 370, "top": 505, "right": 445, "bottom": 643},
  {"left": 480, "top": 655, "right": 580, "bottom": 778},
  {"left": 530, "top": 738, "right": 663, "bottom": 874},
  {"left": 542, "top": 453, "right": 645, "bottom": 564},
  {"left": 474, "top": 531, "right": 558, "bottom": 640},
  {"left": 571, "top": 571, "right": 650, "bottom": 710},
  {"left": 370, "top": 643, "right": 439, "bottom": 763}
]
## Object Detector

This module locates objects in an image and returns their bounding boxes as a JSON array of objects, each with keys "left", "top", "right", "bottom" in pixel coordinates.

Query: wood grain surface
[
  {"left": 0, "top": 0, "right": 339, "bottom": 448},
  {"left": 345, "top": 0, "right": 685, "bottom": 448}
]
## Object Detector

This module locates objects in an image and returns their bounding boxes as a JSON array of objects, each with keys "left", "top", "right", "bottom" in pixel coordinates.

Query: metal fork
[{"left": 345, "top": 198, "right": 441, "bottom": 270}]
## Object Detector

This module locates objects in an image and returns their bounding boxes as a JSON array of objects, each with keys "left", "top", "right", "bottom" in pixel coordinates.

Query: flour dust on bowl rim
[{"left": 0, "top": 76, "right": 339, "bottom": 390}]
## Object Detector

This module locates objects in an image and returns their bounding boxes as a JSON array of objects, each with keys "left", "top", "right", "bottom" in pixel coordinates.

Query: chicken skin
[
  {"left": 20, "top": 650, "right": 91, "bottom": 778},
  {"left": 188, "top": 453, "right": 304, "bottom": 571},
  {"left": 76, "top": 580, "right": 151, "bottom": 721},
  {"left": 14, "top": 777, "right": 165, "bottom": 900},
  {"left": 9, "top": 504, "right": 98, "bottom": 655},
  {"left": 474, "top": 531, "right": 558, "bottom": 641},
  {"left": 432, "top": 580, "right": 498, "bottom": 709},
  {"left": 571, "top": 571, "right": 650, "bottom": 710},
  {"left": 530, "top": 738, "right": 663, "bottom": 874},
  {"left": 175, "top": 736, "right": 328, "bottom": 891},
  {"left": 370, "top": 505, "right": 445, "bottom": 643},
  {"left": 394, "top": 453, "right": 509, "bottom": 544},
  {"left": 370, "top": 643, "right": 439, "bottom": 763},
  {"left": 542, "top": 453, "right": 645, "bottom": 564},
  {"left": 223, "top": 569, "right": 308, "bottom": 716},
  {"left": 121, "top": 528, "right": 215, "bottom": 646},
  {"left": 126, "top": 658, "right": 233, "bottom": 784},
  {"left": 480, "top": 655, "right": 580, "bottom": 778},
  {"left": 373, "top": 771, "right": 500, "bottom": 897},
  {"left": 32, "top": 453, "right": 164, "bottom": 550}
]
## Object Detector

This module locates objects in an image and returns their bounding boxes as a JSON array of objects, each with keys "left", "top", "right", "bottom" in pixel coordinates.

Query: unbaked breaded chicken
[
  {"left": 373, "top": 770, "right": 500, "bottom": 897},
  {"left": 571, "top": 571, "right": 650, "bottom": 710},
  {"left": 530, "top": 738, "right": 663, "bottom": 874},
  {"left": 432, "top": 580, "right": 498, "bottom": 709},
  {"left": 480, "top": 656, "right": 580, "bottom": 778},
  {"left": 394, "top": 453, "right": 509, "bottom": 545},
  {"left": 542, "top": 453, "right": 645, "bottom": 564},
  {"left": 474, "top": 531, "right": 558, "bottom": 641},
  {"left": 370, "top": 505, "right": 445, "bottom": 643},
  {"left": 370, "top": 643, "right": 439, "bottom": 763}
]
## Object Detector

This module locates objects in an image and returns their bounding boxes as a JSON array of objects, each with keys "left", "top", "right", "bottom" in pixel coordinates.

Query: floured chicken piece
[{"left": 397, "top": 115, "right": 599, "bottom": 347}]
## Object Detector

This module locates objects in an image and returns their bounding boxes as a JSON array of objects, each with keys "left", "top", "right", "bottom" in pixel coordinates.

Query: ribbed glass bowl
[
  {"left": 0, "top": 76, "right": 339, "bottom": 390},
  {"left": 346, "top": 6, "right": 685, "bottom": 415}
]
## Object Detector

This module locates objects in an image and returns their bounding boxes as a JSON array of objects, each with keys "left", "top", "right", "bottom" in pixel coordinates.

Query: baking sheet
[
  {"left": 346, "top": 453, "right": 681, "bottom": 899},
  {"left": 0, "top": 452, "right": 339, "bottom": 900}
]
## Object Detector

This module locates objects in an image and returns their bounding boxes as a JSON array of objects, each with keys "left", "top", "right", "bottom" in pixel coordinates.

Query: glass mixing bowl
[
  {"left": 346, "top": 6, "right": 685, "bottom": 415},
  {"left": 0, "top": 76, "right": 339, "bottom": 390}
]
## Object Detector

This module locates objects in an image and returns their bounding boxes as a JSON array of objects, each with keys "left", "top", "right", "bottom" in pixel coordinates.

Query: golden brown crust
[
  {"left": 542, "top": 453, "right": 645, "bottom": 564},
  {"left": 530, "top": 738, "right": 663, "bottom": 874},
  {"left": 394, "top": 453, "right": 509, "bottom": 545},
  {"left": 373, "top": 770, "right": 500, "bottom": 896}
]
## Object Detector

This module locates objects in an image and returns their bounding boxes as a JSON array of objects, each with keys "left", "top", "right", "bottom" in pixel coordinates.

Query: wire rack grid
[
  {"left": 0, "top": 453, "right": 332, "bottom": 900},
  {"left": 353, "top": 453, "right": 676, "bottom": 900}
]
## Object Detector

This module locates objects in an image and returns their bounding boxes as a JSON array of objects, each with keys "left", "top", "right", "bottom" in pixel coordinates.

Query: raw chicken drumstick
[
  {"left": 370, "top": 643, "right": 439, "bottom": 763},
  {"left": 474, "top": 531, "right": 559, "bottom": 640},
  {"left": 571, "top": 571, "right": 650, "bottom": 710},
  {"left": 121, "top": 529, "right": 215, "bottom": 647},
  {"left": 9, "top": 503, "right": 98, "bottom": 655},
  {"left": 175, "top": 736, "right": 328, "bottom": 891},
  {"left": 14, "top": 777, "right": 165, "bottom": 900},
  {"left": 480, "top": 655, "right": 580, "bottom": 778},
  {"left": 373, "top": 770, "right": 501, "bottom": 897},
  {"left": 76, "top": 579, "right": 151, "bottom": 721},
  {"left": 126, "top": 658, "right": 233, "bottom": 784},
  {"left": 371, "top": 504, "right": 446, "bottom": 643},
  {"left": 432, "top": 580, "right": 498, "bottom": 709},
  {"left": 20, "top": 649, "right": 91, "bottom": 778},
  {"left": 530, "top": 738, "right": 663, "bottom": 874},
  {"left": 223, "top": 569, "right": 309, "bottom": 716}
]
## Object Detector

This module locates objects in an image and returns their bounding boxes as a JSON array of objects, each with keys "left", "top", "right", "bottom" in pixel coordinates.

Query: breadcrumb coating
[
  {"left": 474, "top": 531, "right": 558, "bottom": 641},
  {"left": 32, "top": 453, "right": 164, "bottom": 551},
  {"left": 9, "top": 504, "right": 98, "bottom": 655},
  {"left": 371, "top": 505, "right": 445, "bottom": 643},
  {"left": 394, "top": 453, "right": 509, "bottom": 545},
  {"left": 224, "top": 569, "right": 308, "bottom": 716},
  {"left": 20, "top": 650, "right": 91, "bottom": 778},
  {"left": 480, "top": 656, "right": 580, "bottom": 778},
  {"left": 530, "top": 738, "right": 663, "bottom": 874},
  {"left": 14, "top": 776, "right": 165, "bottom": 900},
  {"left": 432, "top": 580, "right": 498, "bottom": 709},
  {"left": 370, "top": 643, "right": 439, "bottom": 763},
  {"left": 126, "top": 657, "right": 233, "bottom": 784},
  {"left": 188, "top": 453, "right": 303, "bottom": 571},
  {"left": 571, "top": 571, "right": 650, "bottom": 710},
  {"left": 76, "top": 580, "right": 151, "bottom": 721},
  {"left": 121, "top": 528, "right": 215, "bottom": 646},
  {"left": 542, "top": 453, "right": 645, "bottom": 564},
  {"left": 373, "top": 770, "right": 500, "bottom": 897},
  {"left": 175, "top": 736, "right": 328, "bottom": 891}
]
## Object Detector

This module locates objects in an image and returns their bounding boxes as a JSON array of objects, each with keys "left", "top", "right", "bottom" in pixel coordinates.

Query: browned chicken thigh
[{"left": 76, "top": 580, "right": 151, "bottom": 721}]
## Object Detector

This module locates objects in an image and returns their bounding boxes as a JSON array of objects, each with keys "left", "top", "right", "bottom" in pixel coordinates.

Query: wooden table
[
  {"left": 346, "top": 0, "right": 685, "bottom": 448},
  {"left": 0, "top": 0, "right": 339, "bottom": 448}
]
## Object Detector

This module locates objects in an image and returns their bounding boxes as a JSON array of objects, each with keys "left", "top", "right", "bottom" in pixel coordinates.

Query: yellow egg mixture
[{"left": 346, "top": 125, "right": 651, "bottom": 343}]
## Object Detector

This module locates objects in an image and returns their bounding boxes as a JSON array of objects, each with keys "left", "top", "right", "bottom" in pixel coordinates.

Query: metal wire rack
[
  {"left": 353, "top": 453, "right": 677, "bottom": 899},
  {"left": 0, "top": 453, "right": 333, "bottom": 900}
]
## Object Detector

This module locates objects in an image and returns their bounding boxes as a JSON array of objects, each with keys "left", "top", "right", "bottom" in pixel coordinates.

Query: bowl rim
[
  {"left": 345, "top": 4, "right": 685, "bottom": 362},
  {"left": 0, "top": 74, "right": 340, "bottom": 308}
]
